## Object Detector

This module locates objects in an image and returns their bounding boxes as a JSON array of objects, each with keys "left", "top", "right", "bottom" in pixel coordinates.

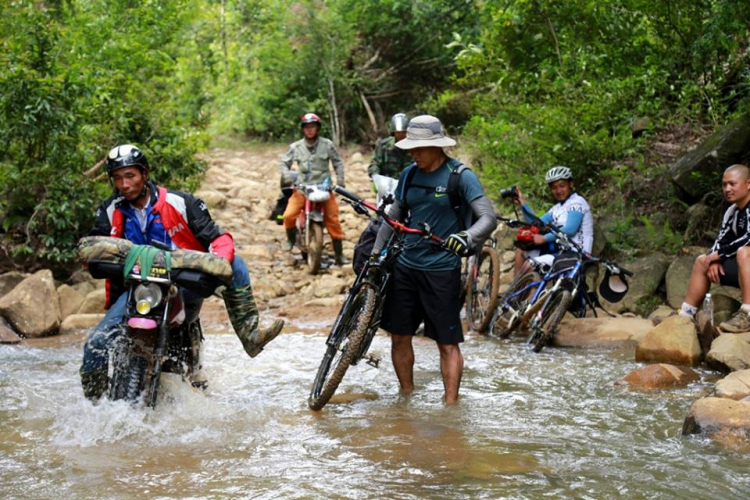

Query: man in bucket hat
[{"left": 369, "top": 115, "right": 497, "bottom": 404}]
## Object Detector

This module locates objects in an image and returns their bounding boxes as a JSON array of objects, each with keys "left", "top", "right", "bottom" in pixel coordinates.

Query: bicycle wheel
[
  {"left": 307, "top": 222, "right": 323, "bottom": 275},
  {"left": 491, "top": 270, "right": 538, "bottom": 339},
  {"left": 528, "top": 289, "right": 572, "bottom": 353},
  {"left": 466, "top": 247, "right": 501, "bottom": 333},
  {"left": 308, "top": 286, "right": 377, "bottom": 411}
]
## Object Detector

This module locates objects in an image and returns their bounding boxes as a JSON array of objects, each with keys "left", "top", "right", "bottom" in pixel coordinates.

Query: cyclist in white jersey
[{"left": 510, "top": 166, "right": 594, "bottom": 275}]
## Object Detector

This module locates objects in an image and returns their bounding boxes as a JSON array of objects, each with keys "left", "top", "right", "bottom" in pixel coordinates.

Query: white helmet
[{"left": 545, "top": 166, "right": 573, "bottom": 184}]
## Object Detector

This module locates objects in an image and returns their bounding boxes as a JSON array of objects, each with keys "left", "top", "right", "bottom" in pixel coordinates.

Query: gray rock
[
  {"left": 59, "top": 313, "right": 105, "bottom": 334},
  {"left": 715, "top": 369, "right": 750, "bottom": 400},
  {"left": 0, "top": 317, "right": 21, "bottom": 344},
  {"left": 555, "top": 317, "right": 653, "bottom": 348},
  {"left": 635, "top": 315, "right": 702, "bottom": 366},
  {"left": 665, "top": 249, "right": 709, "bottom": 309},
  {"left": 600, "top": 253, "right": 670, "bottom": 313},
  {"left": 77, "top": 289, "right": 107, "bottom": 314},
  {"left": 0, "top": 269, "right": 61, "bottom": 337},
  {"left": 0, "top": 271, "right": 27, "bottom": 299},
  {"left": 649, "top": 305, "right": 676, "bottom": 325},
  {"left": 706, "top": 334, "right": 750, "bottom": 373},
  {"left": 671, "top": 113, "right": 750, "bottom": 202},
  {"left": 57, "top": 284, "right": 85, "bottom": 319},
  {"left": 709, "top": 284, "right": 741, "bottom": 325}
]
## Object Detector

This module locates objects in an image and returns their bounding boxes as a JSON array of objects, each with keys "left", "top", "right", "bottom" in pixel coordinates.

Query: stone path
[{"left": 195, "top": 144, "right": 372, "bottom": 334}]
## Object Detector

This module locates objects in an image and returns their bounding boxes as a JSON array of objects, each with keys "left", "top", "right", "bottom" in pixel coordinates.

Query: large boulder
[
  {"left": 670, "top": 113, "right": 750, "bottom": 202},
  {"left": 599, "top": 253, "right": 671, "bottom": 313},
  {"left": 57, "top": 284, "right": 85, "bottom": 319},
  {"left": 665, "top": 250, "right": 707, "bottom": 309},
  {"left": 705, "top": 334, "right": 750, "bottom": 373},
  {"left": 0, "top": 271, "right": 27, "bottom": 299},
  {"left": 555, "top": 317, "right": 653, "bottom": 347},
  {"left": 77, "top": 289, "right": 107, "bottom": 314},
  {"left": 0, "top": 269, "right": 61, "bottom": 337},
  {"left": 635, "top": 315, "right": 702, "bottom": 366},
  {"left": 682, "top": 397, "right": 750, "bottom": 450},
  {"left": 616, "top": 364, "right": 699, "bottom": 390},
  {"left": 715, "top": 369, "right": 750, "bottom": 400}
]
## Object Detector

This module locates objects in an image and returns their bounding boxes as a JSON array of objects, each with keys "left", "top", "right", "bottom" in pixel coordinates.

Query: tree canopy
[{"left": 1, "top": 0, "right": 748, "bottom": 270}]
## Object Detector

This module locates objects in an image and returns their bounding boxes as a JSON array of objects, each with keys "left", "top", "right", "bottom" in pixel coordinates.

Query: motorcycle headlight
[{"left": 134, "top": 283, "right": 163, "bottom": 315}]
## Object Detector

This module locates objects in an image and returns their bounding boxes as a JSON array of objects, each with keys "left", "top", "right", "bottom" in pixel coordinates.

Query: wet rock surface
[{"left": 635, "top": 315, "right": 702, "bottom": 366}]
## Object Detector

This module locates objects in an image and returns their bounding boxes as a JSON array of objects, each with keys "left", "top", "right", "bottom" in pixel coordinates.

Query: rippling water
[{"left": 1, "top": 328, "right": 748, "bottom": 499}]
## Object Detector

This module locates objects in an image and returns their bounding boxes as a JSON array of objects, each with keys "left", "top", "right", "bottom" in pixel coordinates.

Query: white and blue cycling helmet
[{"left": 545, "top": 166, "right": 573, "bottom": 184}]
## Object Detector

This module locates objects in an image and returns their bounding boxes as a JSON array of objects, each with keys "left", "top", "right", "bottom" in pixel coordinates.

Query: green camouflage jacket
[
  {"left": 367, "top": 135, "right": 412, "bottom": 178},
  {"left": 279, "top": 137, "right": 345, "bottom": 186}
]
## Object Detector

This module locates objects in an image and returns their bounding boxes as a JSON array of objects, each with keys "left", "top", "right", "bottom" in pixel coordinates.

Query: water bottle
[{"left": 702, "top": 293, "right": 714, "bottom": 326}]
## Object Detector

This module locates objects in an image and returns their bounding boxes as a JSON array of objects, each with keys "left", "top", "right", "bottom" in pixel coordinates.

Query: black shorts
[
  {"left": 720, "top": 257, "right": 739, "bottom": 287},
  {"left": 380, "top": 262, "right": 464, "bottom": 344}
]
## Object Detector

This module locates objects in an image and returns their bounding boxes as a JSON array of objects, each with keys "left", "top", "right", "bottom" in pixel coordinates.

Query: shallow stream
[{"left": 1, "top": 329, "right": 748, "bottom": 499}]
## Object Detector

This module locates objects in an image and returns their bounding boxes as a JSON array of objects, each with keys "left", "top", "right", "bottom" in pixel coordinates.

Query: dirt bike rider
[
  {"left": 510, "top": 166, "right": 594, "bottom": 275},
  {"left": 279, "top": 113, "right": 349, "bottom": 265},
  {"left": 80, "top": 144, "right": 284, "bottom": 400},
  {"left": 368, "top": 113, "right": 412, "bottom": 178}
]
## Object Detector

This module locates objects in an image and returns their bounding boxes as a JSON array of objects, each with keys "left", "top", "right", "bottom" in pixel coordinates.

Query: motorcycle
[
  {"left": 78, "top": 236, "right": 232, "bottom": 407},
  {"left": 295, "top": 179, "right": 332, "bottom": 275}
]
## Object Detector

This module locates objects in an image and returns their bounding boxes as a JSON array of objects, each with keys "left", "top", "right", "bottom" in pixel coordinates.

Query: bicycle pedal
[{"left": 364, "top": 355, "right": 380, "bottom": 368}]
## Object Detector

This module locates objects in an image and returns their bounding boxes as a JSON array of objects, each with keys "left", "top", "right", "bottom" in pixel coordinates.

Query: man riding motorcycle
[
  {"left": 80, "top": 144, "right": 284, "bottom": 400},
  {"left": 278, "top": 113, "right": 349, "bottom": 265}
]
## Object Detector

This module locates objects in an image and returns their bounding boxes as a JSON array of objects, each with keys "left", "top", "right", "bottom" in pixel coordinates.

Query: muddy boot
[
  {"left": 283, "top": 229, "right": 297, "bottom": 251},
  {"left": 80, "top": 367, "right": 109, "bottom": 401},
  {"left": 223, "top": 284, "right": 284, "bottom": 358},
  {"left": 333, "top": 239, "right": 350, "bottom": 266}
]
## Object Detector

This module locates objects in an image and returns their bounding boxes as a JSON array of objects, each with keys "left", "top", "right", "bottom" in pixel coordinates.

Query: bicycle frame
[{"left": 325, "top": 186, "right": 444, "bottom": 364}]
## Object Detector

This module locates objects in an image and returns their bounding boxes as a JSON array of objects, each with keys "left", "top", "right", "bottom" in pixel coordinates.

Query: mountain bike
[
  {"left": 490, "top": 217, "right": 632, "bottom": 352},
  {"left": 463, "top": 237, "right": 501, "bottom": 333},
  {"left": 308, "top": 186, "right": 445, "bottom": 411}
]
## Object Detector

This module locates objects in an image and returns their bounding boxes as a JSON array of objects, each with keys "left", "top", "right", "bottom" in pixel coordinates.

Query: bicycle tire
[
  {"left": 492, "top": 270, "right": 538, "bottom": 339},
  {"left": 466, "top": 246, "right": 501, "bottom": 333},
  {"left": 307, "top": 222, "right": 324, "bottom": 275},
  {"left": 529, "top": 289, "right": 572, "bottom": 353},
  {"left": 308, "top": 286, "right": 377, "bottom": 410}
]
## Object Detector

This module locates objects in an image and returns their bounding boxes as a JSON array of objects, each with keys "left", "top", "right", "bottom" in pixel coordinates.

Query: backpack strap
[
  {"left": 447, "top": 159, "right": 470, "bottom": 231},
  {"left": 397, "top": 164, "right": 419, "bottom": 217}
]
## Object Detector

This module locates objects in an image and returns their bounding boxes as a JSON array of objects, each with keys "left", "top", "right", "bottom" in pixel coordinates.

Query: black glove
[{"left": 445, "top": 231, "right": 469, "bottom": 256}]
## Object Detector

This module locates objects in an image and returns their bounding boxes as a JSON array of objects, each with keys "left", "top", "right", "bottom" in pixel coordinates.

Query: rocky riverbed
[{"left": 1, "top": 143, "right": 750, "bottom": 449}]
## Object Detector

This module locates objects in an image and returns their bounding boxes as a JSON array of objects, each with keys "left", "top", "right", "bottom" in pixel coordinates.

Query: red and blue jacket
[{"left": 90, "top": 181, "right": 234, "bottom": 307}]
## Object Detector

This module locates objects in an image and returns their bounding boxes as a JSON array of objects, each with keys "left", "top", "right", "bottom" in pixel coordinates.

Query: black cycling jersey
[{"left": 711, "top": 201, "right": 750, "bottom": 259}]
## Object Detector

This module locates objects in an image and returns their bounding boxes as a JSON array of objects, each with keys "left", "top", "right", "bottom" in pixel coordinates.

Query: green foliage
[
  {"left": 0, "top": 1, "right": 207, "bottom": 268},
  {"left": 445, "top": 0, "right": 750, "bottom": 208}
]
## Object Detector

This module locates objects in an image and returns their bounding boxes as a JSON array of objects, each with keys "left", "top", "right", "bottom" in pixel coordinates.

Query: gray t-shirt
[{"left": 396, "top": 160, "right": 485, "bottom": 271}]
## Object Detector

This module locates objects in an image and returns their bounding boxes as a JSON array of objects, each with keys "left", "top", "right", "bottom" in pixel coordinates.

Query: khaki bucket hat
[{"left": 395, "top": 115, "right": 456, "bottom": 150}]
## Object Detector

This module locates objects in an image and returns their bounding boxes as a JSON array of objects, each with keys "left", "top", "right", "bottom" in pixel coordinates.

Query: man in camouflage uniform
[
  {"left": 279, "top": 113, "right": 349, "bottom": 265},
  {"left": 367, "top": 113, "right": 412, "bottom": 178}
]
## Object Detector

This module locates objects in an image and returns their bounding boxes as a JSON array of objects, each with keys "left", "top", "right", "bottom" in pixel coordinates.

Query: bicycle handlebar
[{"left": 333, "top": 185, "right": 444, "bottom": 244}]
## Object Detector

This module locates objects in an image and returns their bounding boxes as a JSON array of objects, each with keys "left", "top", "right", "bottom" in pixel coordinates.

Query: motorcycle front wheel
[
  {"left": 109, "top": 336, "right": 149, "bottom": 403},
  {"left": 307, "top": 222, "right": 324, "bottom": 275}
]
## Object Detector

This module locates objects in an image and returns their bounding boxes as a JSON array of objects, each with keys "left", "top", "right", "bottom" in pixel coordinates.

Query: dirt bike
[
  {"left": 81, "top": 237, "right": 229, "bottom": 408},
  {"left": 295, "top": 180, "right": 332, "bottom": 275},
  {"left": 308, "top": 186, "right": 445, "bottom": 411}
]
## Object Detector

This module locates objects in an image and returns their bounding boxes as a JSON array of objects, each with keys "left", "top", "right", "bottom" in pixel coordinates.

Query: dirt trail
[{"left": 195, "top": 143, "right": 373, "bottom": 334}]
